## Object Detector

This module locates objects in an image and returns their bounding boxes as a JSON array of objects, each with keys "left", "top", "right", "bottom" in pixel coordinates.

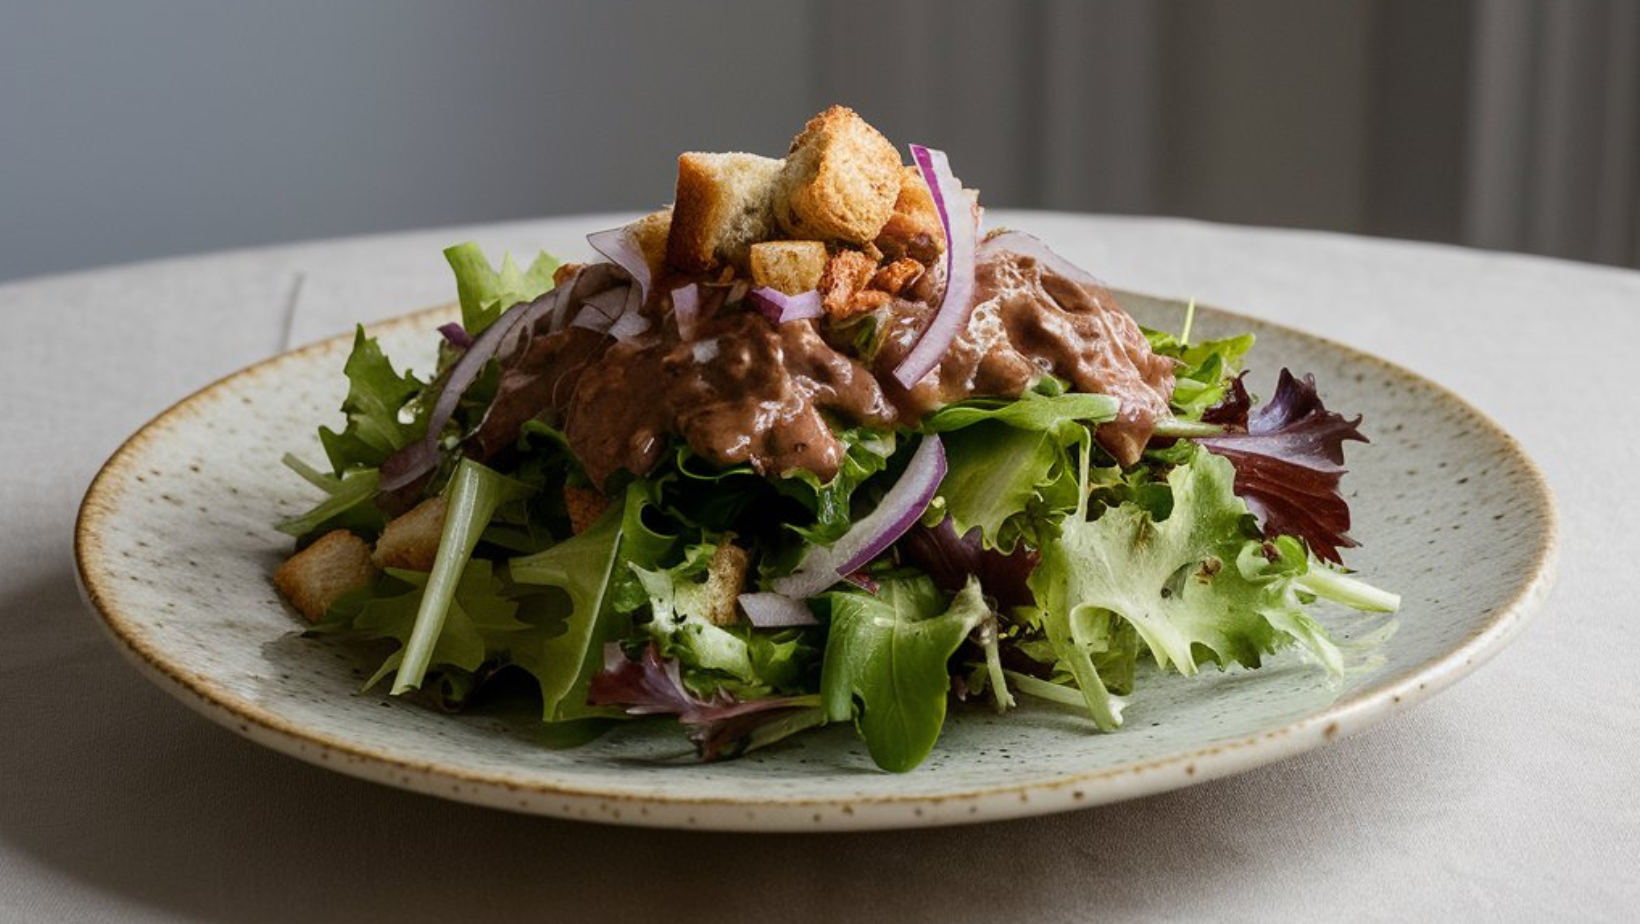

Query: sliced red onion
[
  {"left": 737, "top": 592, "right": 819, "bottom": 628},
  {"left": 749, "top": 287, "right": 823, "bottom": 325},
  {"left": 892, "top": 145, "right": 978, "bottom": 390},
  {"left": 379, "top": 289, "right": 554, "bottom": 491},
  {"left": 620, "top": 279, "right": 643, "bottom": 318},
  {"left": 672, "top": 283, "right": 701, "bottom": 341},
  {"left": 437, "top": 322, "right": 473, "bottom": 349},
  {"left": 607, "top": 307, "right": 652, "bottom": 343},
  {"left": 771, "top": 435, "right": 947, "bottom": 599},
  {"left": 571, "top": 286, "right": 628, "bottom": 334},
  {"left": 979, "top": 230, "right": 1106, "bottom": 289},
  {"left": 546, "top": 264, "right": 597, "bottom": 334},
  {"left": 587, "top": 225, "right": 651, "bottom": 302}
]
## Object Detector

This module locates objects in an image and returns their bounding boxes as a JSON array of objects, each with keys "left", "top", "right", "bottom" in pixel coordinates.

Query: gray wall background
[{"left": 3, "top": 0, "right": 1636, "bottom": 282}]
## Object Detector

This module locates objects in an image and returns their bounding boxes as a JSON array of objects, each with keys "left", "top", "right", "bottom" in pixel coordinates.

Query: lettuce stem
[
  {"left": 1150, "top": 419, "right": 1226, "bottom": 439},
  {"left": 391, "top": 459, "right": 532, "bottom": 695},
  {"left": 1003, "top": 670, "right": 1123, "bottom": 716},
  {"left": 1297, "top": 567, "right": 1402, "bottom": 613}
]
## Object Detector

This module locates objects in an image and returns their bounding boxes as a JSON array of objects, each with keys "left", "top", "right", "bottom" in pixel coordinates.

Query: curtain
[{"left": 817, "top": 0, "right": 1640, "bottom": 267}]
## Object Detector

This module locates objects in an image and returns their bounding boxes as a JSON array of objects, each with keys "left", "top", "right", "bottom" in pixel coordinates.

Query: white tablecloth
[{"left": 2, "top": 213, "right": 1632, "bottom": 922}]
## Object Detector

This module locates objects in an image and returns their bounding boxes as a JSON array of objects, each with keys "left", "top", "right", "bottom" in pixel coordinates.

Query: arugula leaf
[
  {"left": 444, "top": 242, "right": 559, "bottom": 335},
  {"left": 317, "top": 327, "right": 427, "bottom": 474},
  {"left": 509, "top": 480, "right": 674, "bottom": 721},
  {"left": 820, "top": 576, "right": 991, "bottom": 772},
  {"left": 275, "top": 456, "right": 383, "bottom": 542}
]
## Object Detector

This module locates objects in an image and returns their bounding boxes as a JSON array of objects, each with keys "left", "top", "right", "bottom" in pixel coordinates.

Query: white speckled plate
[{"left": 75, "top": 293, "right": 1557, "bottom": 831}]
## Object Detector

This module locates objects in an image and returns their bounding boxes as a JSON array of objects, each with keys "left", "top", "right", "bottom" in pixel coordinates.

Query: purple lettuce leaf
[{"left": 1195, "top": 369, "right": 1368, "bottom": 564}]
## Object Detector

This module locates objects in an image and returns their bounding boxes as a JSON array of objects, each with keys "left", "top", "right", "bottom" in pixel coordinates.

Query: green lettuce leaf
[
  {"left": 820, "top": 576, "right": 990, "bottom": 772},
  {"left": 444, "top": 242, "right": 559, "bottom": 334},
  {"left": 1028, "top": 449, "right": 1350, "bottom": 731},
  {"left": 275, "top": 455, "right": 383, "bottom": 542},
  {"left": 773, "top": 428, "right": 898, "bottom": 545},
  {"left": 927, "top": 391, "right": 1115, "bottom": 552},
  {"left": 315, "top": 559, "right": 525, "bottom": 706},
  {"left": 923, "top": 391, "right": 1118, "bottom": 434},
  {"left": 1145, "top": 326, "right": 1256, "bottom": 420},
  {"left": 508, "top": 480, "right": 674, "bottom": 721},
  {"left": 631, "top": 545, "right": 814, "bottom": 699},
  {"left": 317, "top": 327, "right": 427, "bottom": 474}
]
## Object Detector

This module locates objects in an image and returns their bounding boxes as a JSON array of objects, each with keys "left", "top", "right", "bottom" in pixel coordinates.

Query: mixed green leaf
[{"left": 277, "top": 244, "right": 1399, "bottom": 773}]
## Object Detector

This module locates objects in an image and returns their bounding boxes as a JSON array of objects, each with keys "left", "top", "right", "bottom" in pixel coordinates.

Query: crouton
[
  {"left": 625, "top": 207, "right": 673, "bottom": 282},
  {"left": 776, "top": 106, "right": 902, "bottom": 245},
  {"left": 870, "top": 257, "right": 925, "bottom": 296},
  {"left": 666, "top": 152, "right": 783, "bottom": 274},
  {"left": 274, "top": 530, "right": 378, "bottom": 622},
  {"left": 819, "top": 248, "right": 880, "bottom": 320},
  {"left": 372, "top": 496, "right": 447, "bottom": 572},
  {"left": 700, "top": 542, "right": 751, "bottom": 627},
  {"left": 875, "top": 165, "right": 946, "bottom": 263},
  {"left": 564, "top": 484, "right": 610, "bottom": 535},
  {"left": 749, "top": 240, "right": 828, "bottom": 294}
]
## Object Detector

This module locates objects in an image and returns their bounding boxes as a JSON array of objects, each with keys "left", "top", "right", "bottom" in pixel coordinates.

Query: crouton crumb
[
  {"left": 565, "top": 484, "right": 611, "bottom": 535},
  {"left": 701, "top": 542, "right": 751, "bottom": 627},
  {"left": 274, "top": 530, "right": 378, "bottom": 623},
  {"left": 372, "top": 496, "right": 447, "bottom": 572}
]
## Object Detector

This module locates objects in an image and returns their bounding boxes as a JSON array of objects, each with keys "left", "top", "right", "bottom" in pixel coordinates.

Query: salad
[{"left": 273, "top": 107, "right": 1398, "bottom": 772}]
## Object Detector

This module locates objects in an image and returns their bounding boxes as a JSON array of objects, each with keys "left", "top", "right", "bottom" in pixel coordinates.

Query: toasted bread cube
[
  {"left": 666, "top": 152, "right": 783, "bottom": 273},
  {"left": 776, "top": 106, "right": 902, "bottom": 245},
  {"left": 564, "top": 484, "right": 611, "bottom": 535},
  {"left": 750, "top": 241, "right": 828, "bottom": 295},
  {"left": 701, "top": 542, "right": 751, "bottom": 627},
  {"left": 875, "top": 165, "right": 946, "bottom": 263},
  {"left": 274, "top": 530, "right": 378, "bottom": 622},
  {"left": 372, "top": 496, "right": 447, "bottom": 572},
  {"left": 625, "top": 207, "right": 673, "bottom": 283},
  {"left": 819, "top": 248, "right": 879, "bottom": 320}
]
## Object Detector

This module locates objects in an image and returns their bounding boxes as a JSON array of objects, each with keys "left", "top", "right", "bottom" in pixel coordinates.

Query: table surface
[{"left": 2, "top": 212, "right": 1633, "bottom": 922}]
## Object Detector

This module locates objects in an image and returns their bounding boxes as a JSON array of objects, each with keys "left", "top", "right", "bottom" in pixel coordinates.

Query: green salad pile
[{"left": 275, "top": 236, "right": 1397, "bottom": 772}]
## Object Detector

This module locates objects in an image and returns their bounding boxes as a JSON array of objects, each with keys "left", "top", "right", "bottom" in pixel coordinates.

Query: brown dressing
[{"left": 482, "top": 250, "right": 1175, "bottom": 487}]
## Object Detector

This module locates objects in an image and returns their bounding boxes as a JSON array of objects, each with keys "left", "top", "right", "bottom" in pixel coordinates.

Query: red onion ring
[
  {"left": 570, "top": 286, "right": 628, "bottom": 334},
  {"left": 749, "top": 287, "right": 823, "bottom": 325},
  {"left": 771, "top": 435, "right": 947, "bottom": 599},
  {"left": 587, "top": 225, "right": 651, "bottom": 302},
  {"left": 378, "top": 288, "right": 557, "bottom": 491},
  {"left": 607, "top": 308, "right": 651, "bottom": 343},
  {"left": 892, "top": 145, "right": 977, "bottom": 389},
  {"left": 978, "top": 230, "right": 1106, "bottom": 290}
]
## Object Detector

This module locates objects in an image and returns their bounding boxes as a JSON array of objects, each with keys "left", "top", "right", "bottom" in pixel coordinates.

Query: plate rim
[{"left": 73, "top": 294, "right": 1560, "bottom": 831}]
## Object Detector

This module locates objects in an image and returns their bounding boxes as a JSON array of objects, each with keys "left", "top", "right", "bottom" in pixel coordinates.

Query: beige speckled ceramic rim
[{"left": 74, "top": 295, "right": 1559, "bottom": 832}]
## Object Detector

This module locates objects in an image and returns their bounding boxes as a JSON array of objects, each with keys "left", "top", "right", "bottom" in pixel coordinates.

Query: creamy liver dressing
[{"left": 478, "top": 251, "right": 1176, "bottom": 487}]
